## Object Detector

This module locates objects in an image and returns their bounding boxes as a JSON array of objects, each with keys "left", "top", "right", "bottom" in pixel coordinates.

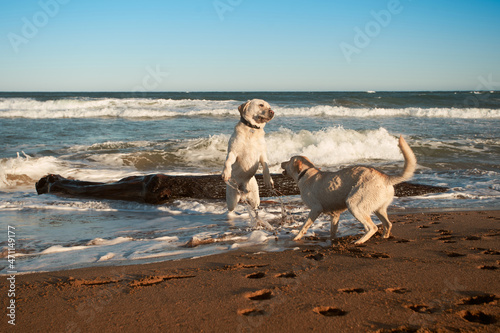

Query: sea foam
[
  {"left": 1, "top": 98, "right": 498, "bottom": 119},
  {"left": 0, "top": 152, "right": 137, "bottom": 189},
  {"left": 0, "top": 126, "right": 404, "bottom": 189}
]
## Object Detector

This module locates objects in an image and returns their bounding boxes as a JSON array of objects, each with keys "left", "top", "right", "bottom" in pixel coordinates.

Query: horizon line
[{"left": 0, "top": 90, "right": 498, "bottom": 93}]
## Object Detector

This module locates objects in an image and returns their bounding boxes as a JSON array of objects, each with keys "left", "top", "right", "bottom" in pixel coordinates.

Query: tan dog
[
  {"left": 281, "top": 136, "right": 416, "bottom": 244},
  {"left": 222, "top": 99, "right": 274, "bottom": 212}
]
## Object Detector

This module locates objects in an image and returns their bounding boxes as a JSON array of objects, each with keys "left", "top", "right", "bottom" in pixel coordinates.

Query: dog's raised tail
[{"left": 389, "top": 135, "right": 417, "bottom": 186}]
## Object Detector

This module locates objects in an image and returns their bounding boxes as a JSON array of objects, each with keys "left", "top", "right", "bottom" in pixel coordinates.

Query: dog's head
[
  {"left": 281, "top": 156, "right": 315, "bottom": 181},
  {"left": 238, "top": 99, "right": 274, "bottom": 128}
]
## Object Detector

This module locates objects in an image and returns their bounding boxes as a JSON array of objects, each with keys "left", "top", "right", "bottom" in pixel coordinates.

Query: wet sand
[{"left": 2, "top": 210, "right": 499, "bottom": 332}]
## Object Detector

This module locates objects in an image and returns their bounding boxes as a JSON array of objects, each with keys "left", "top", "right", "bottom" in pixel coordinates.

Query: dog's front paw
[
  {"left": 293, "top": 234, "right": 303, "bottom": 241},
  {"left": 222, "top": 170, "right": 231, "bottom": 183},
  {"left": 265, "top": 177, "right": 274, "bottom": 189}
]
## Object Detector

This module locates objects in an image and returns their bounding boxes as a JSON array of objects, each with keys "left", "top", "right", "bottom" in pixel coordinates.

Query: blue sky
[{"left": 1, "top": 0, "right": 499, "bottom": 91}]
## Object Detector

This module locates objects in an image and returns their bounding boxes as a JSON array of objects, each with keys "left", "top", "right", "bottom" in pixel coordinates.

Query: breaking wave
[
  {"left": 1, "top": 98, "right": 499, "bottom": 119},
  {"left": 0, "top": 127, "right": 403, "bottom": 189}
]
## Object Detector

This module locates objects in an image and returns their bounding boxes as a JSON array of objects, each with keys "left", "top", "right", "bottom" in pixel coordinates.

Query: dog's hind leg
[
  {"left": 375, "top": 207, "right": 392, "bottom": 238},
  {"left": 245, "top": 176, "right": 260, "bottom": 210},
  {"left": 346, "top": 187, "right": 379, "bottom": 244},
  {"left": 226, "top": 184, "right": 240, "bottom": 212},
  {"left": 294, "top": 209, "right": 321, "bottom": 241},
  {"left": 347, "top": 204, "right": 378, "bottom": 244},
  {"left": 352, "top": 214, "right": 377, "bottom": 244}
]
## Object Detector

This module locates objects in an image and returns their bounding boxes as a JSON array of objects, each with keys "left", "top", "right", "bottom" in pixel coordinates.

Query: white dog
[
  {"left": 222, "top": 99, "right": 275, "bottom": 212},
  {"left": 281, "top": 136, "right": 416, "bottom": 244}
]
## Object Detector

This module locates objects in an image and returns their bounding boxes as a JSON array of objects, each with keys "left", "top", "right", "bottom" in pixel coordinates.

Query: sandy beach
[
  {"left": 3, "top": 0, "right": 500, "bottom": 331},
  {"left": 2, "top": 209, "right": 499, "bottom": 332}
]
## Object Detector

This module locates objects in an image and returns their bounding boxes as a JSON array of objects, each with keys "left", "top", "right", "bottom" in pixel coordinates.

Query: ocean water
[{"left": 1, "top": 91, "right": 499, "bottom": 274}]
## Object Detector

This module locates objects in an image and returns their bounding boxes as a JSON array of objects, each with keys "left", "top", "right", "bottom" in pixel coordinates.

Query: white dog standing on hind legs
[
  {"left": 222, "top": 99, "right": 275, "bottom": 213},
  {"left": 281, "top": 135, "right": 417, "bottom": 244}
]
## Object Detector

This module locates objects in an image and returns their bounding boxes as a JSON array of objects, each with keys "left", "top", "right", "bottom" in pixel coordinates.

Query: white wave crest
[
  {"left": 0, "top": 127, "right": 404, "bottom": 190},
  {"left": 278, "top": 105, "right": 500, "bottom": 119},
  {"left": 159, "top": 126, "right": 402, "bottom": 172},
  {"left": 0, "top": 98, "right": 239, "bottom": 119},
  {"left": 0, "top": 152, "right": 137, "bottom": 190},
  {"left": 176, "top": 134, "right": 230, "bottom": 166},
  {"left": 266, "top": 127, "right": 401, "bottom": 169},
  {"left": 0, "top": 152, "right": 65, "bottom": 189},
  {"left": 1, "top": 98, "right": 498, "bottom": 119}
]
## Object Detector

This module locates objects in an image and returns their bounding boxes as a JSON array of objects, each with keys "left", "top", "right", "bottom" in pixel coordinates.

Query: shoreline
[
  {"left": 2, "top": 210, "right": 499, "bottom": 332},
  {"left": 5, "top": 206, "right": 500, "bottom": 277}
]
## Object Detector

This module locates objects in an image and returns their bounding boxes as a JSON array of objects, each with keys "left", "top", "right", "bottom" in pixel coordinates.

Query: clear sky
[{"left": 1, "top": 0, "right": 499, "bottom": 92}]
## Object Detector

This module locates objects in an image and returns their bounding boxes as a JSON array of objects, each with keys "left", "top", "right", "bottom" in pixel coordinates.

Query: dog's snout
[{"left": 269, "top": 109, "right": 274, "bottom": 116}]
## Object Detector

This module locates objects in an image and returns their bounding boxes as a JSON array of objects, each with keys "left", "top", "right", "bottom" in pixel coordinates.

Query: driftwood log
[{"left": 36, "top": 173, "right": 447, "bottom": 205}]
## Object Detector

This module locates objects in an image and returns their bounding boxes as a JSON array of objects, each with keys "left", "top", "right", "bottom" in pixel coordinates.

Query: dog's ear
[
  {"left": 302, "top": 156, "right": 315, "bottom": 167},
  {"left": 238, "top": 100, "right": 251, "bottom": 116},
  {"left": 294, "top": 156, "right": 314, "bottom": 173},
  {"left": 293, "top": 158, "right": 305, "bottom": 173}
]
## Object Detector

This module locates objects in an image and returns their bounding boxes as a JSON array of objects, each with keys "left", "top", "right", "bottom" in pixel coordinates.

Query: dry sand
[{"left": 2, "top": 210, "right": 499, "bottom": 332}]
